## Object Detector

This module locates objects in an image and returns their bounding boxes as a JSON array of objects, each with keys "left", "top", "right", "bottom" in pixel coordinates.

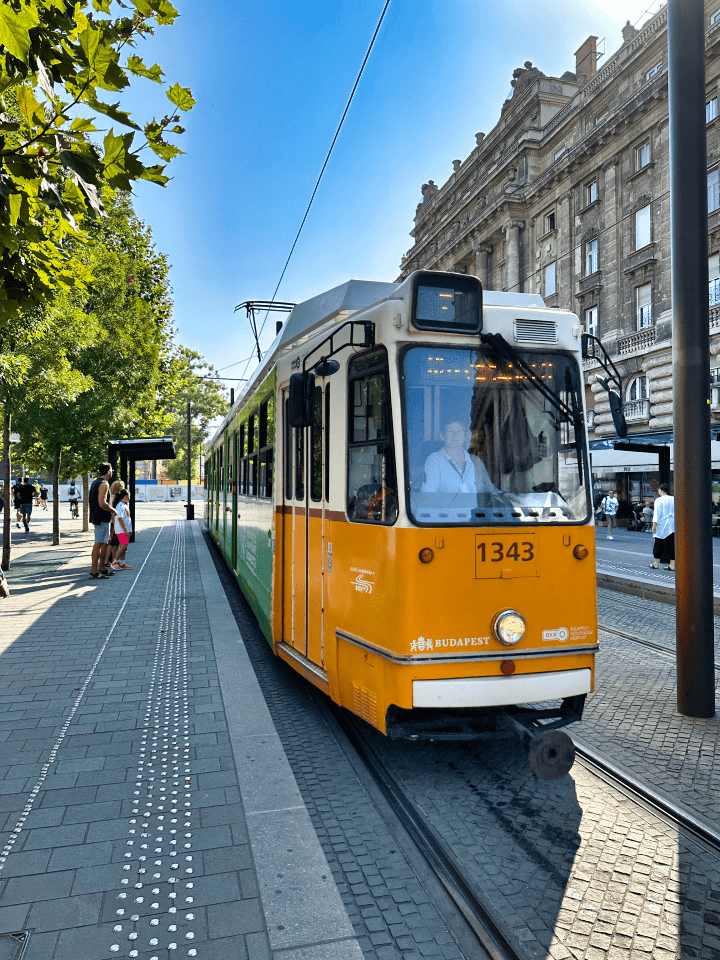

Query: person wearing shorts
[
  {"left": 89, "top": 463, "right": 117, "bottom": 580},
  {"left": 18, "top": 478, "right": 35, "bottom": 532}
]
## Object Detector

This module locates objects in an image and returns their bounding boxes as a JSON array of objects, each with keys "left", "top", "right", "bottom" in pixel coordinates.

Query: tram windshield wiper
[{"left": 481, "top": 332, "right": 585, "bottom": 485}]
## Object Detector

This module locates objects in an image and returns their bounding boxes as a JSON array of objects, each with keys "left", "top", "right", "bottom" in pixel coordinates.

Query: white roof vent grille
[{"left": 514, "top": 318, "right": 558, "bottom": 344}]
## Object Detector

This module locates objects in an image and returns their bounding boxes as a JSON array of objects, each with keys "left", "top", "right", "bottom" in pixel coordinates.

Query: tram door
[{"left": 282, "top": 385, "right": 329, "bottom": 667}]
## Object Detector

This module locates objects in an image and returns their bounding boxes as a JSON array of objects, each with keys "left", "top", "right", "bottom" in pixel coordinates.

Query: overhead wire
[{"left": 236, "top": 0, "right": 392, "bottom": 386}]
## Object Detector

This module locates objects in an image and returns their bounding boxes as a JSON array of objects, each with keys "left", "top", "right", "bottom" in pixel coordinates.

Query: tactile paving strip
[{"left": 109, "top": 523, "right": 199, "bottom": 959}]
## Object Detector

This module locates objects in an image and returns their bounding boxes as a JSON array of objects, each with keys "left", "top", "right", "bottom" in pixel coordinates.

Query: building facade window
[
  {"left": 710, "top": 252, "right": 720, "bottom": 305},
  {"left": 584, "top": 305, "right": 598, "bottom": 337},
  {"left": 544, "top": 262, "right": 556, "bottom": 297},
  {"left": 627, "top": 375, "right": 649, "bottom": 402},
  {"left": 585, "top": 238, "right": 599, "bottom": 276},
  {"left": 646, "top": 62, "right": 662, "bottom": 81},
  {"left": 709, "top": 168, "right": 720, "bottom": 213},
  {"left": 635, "top": 204, "right": 651, "bottom": 249},
  {"left": 708, "top": 97, "right": 719, "bottom": 123},
  {"left": 544, "top": 210, "right": 556, "bottom": 233},
  {"left": 635, "top": 141, "right": 651, "bottom": 170},
  {"left": 712, "top": 10, "right": 720, "bottom": 24},
  {"left": 554, "top": 146, "right": 566, "bottom": 161},
  {"left": 585, "top": 179, "right": 598, "bottom": 205},
  {"left": 636, "top": 283, "right": 652, "bottom": 329}
]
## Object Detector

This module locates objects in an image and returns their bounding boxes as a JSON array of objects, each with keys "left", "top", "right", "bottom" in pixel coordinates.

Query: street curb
[
  {"left": 190, "top": 520, "right": 364, "bottom": 960},
  {"left": 597, "top": 570, "right": 720, "bottom": 614}
]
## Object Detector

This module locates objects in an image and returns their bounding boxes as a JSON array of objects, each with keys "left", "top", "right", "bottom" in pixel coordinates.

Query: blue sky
[{"left": 121, "top": 0, "right": 659, "bottom": 392}]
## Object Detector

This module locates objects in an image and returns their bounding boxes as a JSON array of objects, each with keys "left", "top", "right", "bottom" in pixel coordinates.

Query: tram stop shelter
[{"left": 107, "top": 437, "right": 176, "bottom": 542}]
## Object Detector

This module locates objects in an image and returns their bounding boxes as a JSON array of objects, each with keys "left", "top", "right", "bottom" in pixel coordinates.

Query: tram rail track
[{"left": 325, "top": 699, "right": 522, "bottom": 960}]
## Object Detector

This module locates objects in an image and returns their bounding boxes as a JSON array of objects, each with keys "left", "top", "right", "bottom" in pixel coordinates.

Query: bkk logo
[
  {"left": 353, "top": 573, "right": 373, "bottom": 594},
  {"left": 542, "top": 627, "right": 569, "bottom": 642}
]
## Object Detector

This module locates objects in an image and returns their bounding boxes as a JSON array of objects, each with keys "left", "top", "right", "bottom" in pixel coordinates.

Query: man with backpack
[{"left": 68, "top": 481, "right": 80, "bottom": 519}]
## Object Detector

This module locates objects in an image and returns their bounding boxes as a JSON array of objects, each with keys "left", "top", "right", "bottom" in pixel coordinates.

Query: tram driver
[{"left": 421, "top": 421, "right": 497, "bottom": 495}]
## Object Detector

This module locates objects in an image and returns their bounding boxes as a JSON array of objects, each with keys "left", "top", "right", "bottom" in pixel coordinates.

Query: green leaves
[
  {"left": 127, "top": 55, "right": 163, "bottom": 83},
  {"left": 0, "top": 0, "right": 195, "bottom": 322},
  {"left": 0, "top": 1, "right": 40, "bottom": 63},
  {"left": 166, "top": 83, "right": 195, "bottom": 112}
]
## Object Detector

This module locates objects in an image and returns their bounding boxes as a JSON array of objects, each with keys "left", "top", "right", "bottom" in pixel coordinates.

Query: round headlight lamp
[{"left": 493, "top": 610, "right": 526, "bottom": 646}]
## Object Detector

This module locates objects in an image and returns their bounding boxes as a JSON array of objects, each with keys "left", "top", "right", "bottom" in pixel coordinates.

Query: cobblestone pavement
[{"left": 0, "top": 507, "right": 270, "bottom": 960}]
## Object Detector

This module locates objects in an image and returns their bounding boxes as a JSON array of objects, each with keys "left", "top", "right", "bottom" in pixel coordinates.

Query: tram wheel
[{"left": 527, "top": 730, "right": 575, "bottom": 780}]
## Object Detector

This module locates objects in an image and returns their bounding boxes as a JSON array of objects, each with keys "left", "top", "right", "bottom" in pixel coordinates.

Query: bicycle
[{"left": 69, "top": 499, "right": 79, "bottom": 519}]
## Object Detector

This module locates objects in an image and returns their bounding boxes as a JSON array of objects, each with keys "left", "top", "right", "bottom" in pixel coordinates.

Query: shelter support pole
[
  {"left": 668, "top": 0, "right": 715, "bottom": 716},
  {"left": 186, "top": 401, "right": 194, "bottom": 521},
  {"left": 129, "top": 459, "right": 136, "bottom": 544}
]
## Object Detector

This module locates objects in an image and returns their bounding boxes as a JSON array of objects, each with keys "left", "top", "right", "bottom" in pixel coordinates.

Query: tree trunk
[
  {"left": 51, "top": 443, "right": 61, "bottom": 546},
  {"left": 2, "top": 408, "right": 11, "bottom": 571},
  {"left": 83, "top": 472, "right": 89, "bottom": 532}
]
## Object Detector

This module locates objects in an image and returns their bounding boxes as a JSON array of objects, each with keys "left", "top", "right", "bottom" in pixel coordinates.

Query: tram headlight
[{"left": 493, "top": 610, "right": 526, "bottom": 646}]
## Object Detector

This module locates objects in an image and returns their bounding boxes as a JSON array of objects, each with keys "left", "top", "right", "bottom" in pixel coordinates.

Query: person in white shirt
[
  {"left": 650, "top": 483, "right": 675, "bottom": 571},
  {"left": 600, "top": 490, "right": 619, "bottom": 539},
  {"left": 422, "top": 422, "right": 497, "bottom": 495},
  {"left": 110, "top": 488, "right": 133, "bottom": 570}
]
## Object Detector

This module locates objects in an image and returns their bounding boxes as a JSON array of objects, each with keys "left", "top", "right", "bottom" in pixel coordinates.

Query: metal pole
[
  {"left": 668, "top": 0, "right": 715, "bottom": 716},
  {"left": 187, "top": 402, "right": 194, "bottom": 520}
]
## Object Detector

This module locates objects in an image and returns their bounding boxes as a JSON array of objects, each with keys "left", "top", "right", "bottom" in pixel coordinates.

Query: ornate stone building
[{"left": 397, "top": 4, "right": 720, "bottom": 499}]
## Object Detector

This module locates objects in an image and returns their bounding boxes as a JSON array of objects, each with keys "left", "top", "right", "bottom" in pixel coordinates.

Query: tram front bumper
[{"left": 412, "top": 668, "right": 591, "bottom": 709}]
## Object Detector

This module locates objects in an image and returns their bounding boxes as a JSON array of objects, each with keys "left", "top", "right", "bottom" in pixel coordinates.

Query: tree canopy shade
[{"left": 0, "top": 0, "right": 194, "bottom": 321}]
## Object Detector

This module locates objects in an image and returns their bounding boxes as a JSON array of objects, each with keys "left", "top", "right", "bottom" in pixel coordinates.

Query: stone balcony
[{"left": 617, "top": 328, "right": 655, "bottom": 356}]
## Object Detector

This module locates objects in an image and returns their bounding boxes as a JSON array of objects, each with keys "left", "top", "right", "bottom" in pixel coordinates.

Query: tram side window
[
  {"left": 284, "top": 398, "right": 293, "bottom": 500},
  {"left": 238, "top": 424, "right": 246, "bottom": 495},
  {"left": 247, "top": 414, "right": 257, "bottom": 496},
  {"left": 311, "top": 386, "right": 322, "bottom": 502},
  {"left": 258, "top": 396, "right": 275, "bottom": 499},
  {"left": 347, "top": 348, "right": 398, "bottom": 524},
  {"left": 325, "top": 385, "right": 331, "bottom": 501}
]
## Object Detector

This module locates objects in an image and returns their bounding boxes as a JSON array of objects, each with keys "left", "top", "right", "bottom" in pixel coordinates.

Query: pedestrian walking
[
  {"left": 649, "top": 483, "right": 675, "bottom": 571},
  {"left": 11, "top": 478, "right": 22, "bottom": 529},
  {"left": 599, "top": 490, "right": 619, "bottom": 539},
  {"left": 110, "top": 488, "right": 133, "bottom": 570},
  {"left": 39, "top": 484, "right": 48, "bottom": 510},
  {"left": 89, "top": 463, "right": 117, "bottom": 580},
  {"left": 18, "top": 477, "right": 35, "bottom": 532}
]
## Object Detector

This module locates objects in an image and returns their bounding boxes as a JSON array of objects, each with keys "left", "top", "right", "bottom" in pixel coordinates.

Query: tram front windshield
[{"left": 403, "top": 346, "right": 591, "bottom": 525}]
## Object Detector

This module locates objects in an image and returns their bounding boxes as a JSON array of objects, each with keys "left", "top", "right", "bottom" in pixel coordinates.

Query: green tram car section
[{"left": 210, "top": 366, "right": 277, "bottom": 647}]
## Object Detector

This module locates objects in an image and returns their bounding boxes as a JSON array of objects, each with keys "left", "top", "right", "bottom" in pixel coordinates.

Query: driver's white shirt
[{"left": 422, "top": 449, "right": 495, "bottom": 494}]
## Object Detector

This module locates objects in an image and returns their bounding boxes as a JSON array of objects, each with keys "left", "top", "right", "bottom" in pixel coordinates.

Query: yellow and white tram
[{"left": 207, "top": 271, "right": 597, "bottom": 774}]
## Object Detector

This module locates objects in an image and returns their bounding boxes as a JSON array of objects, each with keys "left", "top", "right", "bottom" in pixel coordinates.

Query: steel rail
[
  {"left": 328, "top": 703, "right": 523, "bottom": 960},
  {"left": 573, "top": 738, "right": 720, "bottom": 854},
  {"left": 598, "top": 621, "right": 720, "bottom": 674}
]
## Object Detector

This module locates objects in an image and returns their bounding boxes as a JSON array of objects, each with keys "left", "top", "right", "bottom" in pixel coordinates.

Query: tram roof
[
  {"left": 207, "top": 280, "right": 551, "bottom": 449},
  {"left": 277, "top": 279, "right": 398, "bottom": 349}
]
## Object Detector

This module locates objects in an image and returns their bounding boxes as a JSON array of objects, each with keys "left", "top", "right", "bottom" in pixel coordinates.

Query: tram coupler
[{"left": 498, "top": 697, "right": 585, "bottom": 780}]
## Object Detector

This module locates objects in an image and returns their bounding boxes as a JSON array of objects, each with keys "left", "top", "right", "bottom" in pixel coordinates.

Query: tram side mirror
[
  {"left": 608, "top": 389, "right": 628, "bottom": 439},
  {"left": 288, "top": 371, "right": 315, "bottom": 428},
  {"left": 581, "top": 333, "right": 590, "bottom": 360}
]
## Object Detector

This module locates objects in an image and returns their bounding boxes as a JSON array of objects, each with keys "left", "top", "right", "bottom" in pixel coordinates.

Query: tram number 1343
[{"left": 474, "top": 535, "right": 537, "bottom": 579}]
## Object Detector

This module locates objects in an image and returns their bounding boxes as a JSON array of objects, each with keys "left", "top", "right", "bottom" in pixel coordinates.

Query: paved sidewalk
[{"left": 0, "top": 504, "right": 362, "bottom": 960}]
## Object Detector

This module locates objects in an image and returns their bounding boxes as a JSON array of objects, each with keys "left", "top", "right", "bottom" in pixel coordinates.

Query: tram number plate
[{"left": 474, "top": 534, "right": 537, "bottom": 579}]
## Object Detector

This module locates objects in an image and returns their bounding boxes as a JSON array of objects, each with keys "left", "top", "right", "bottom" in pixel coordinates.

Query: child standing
[{"left": 110, "top": 489, "right": 133, "bottom": 570}]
